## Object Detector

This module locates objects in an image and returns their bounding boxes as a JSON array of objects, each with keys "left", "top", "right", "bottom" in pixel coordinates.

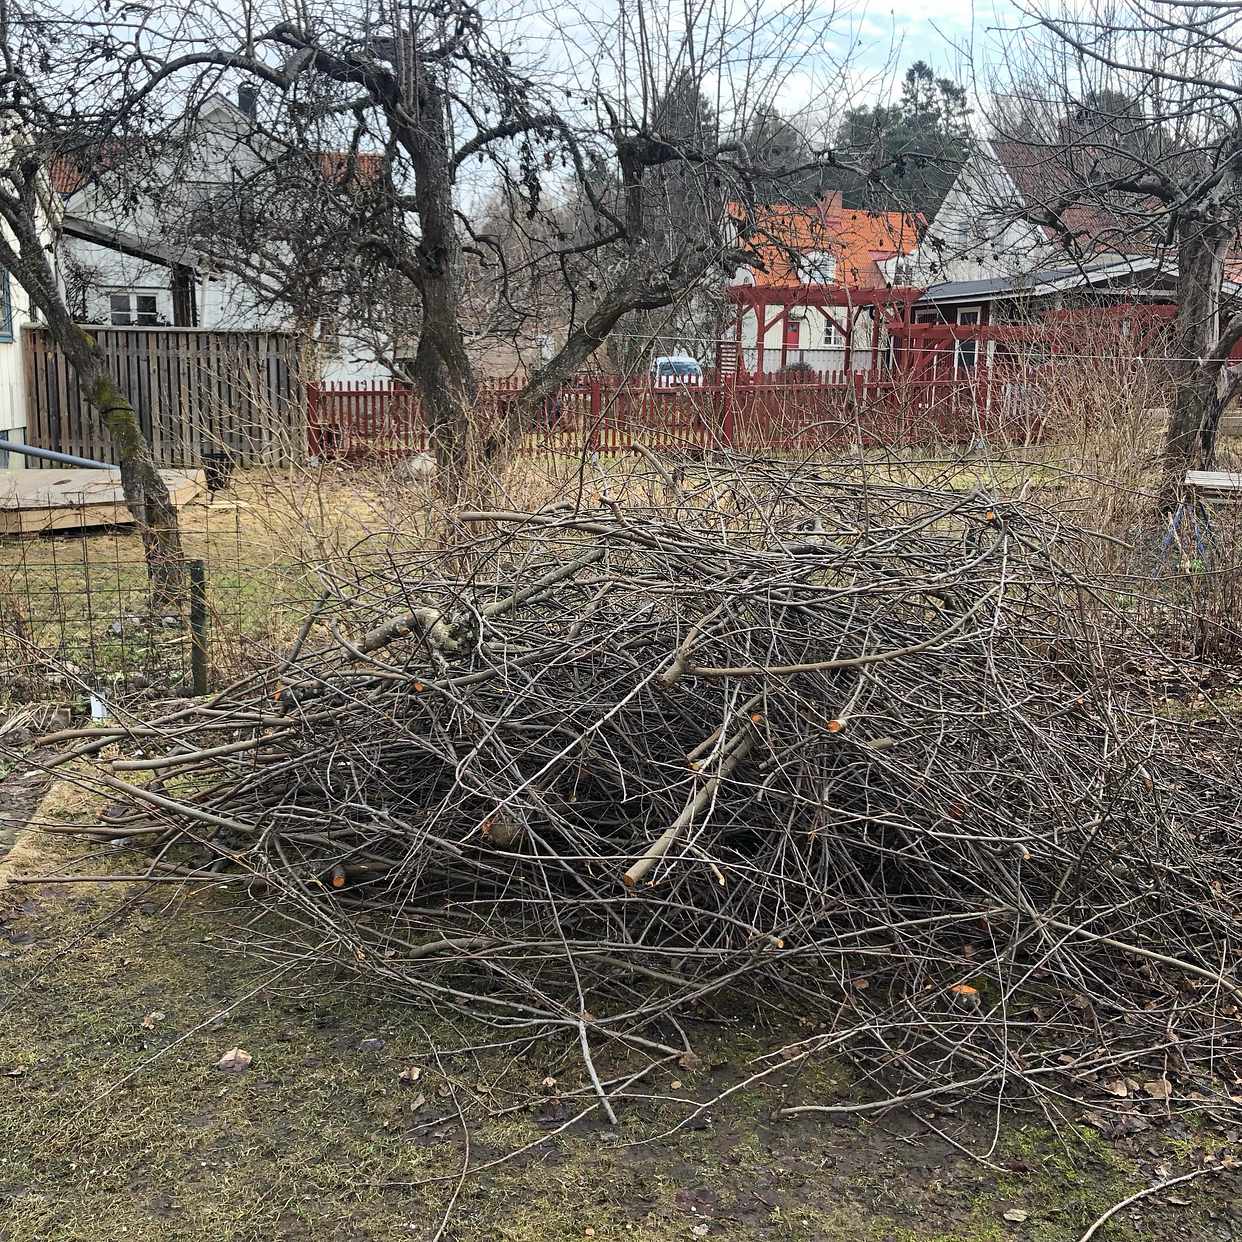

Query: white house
[
  {"left": 728, "top": 194, "right": 923, "bottom": 375},
  {"left": 55, "top": 91, "right": 387, "bottom": 382},
  {"left": 883, "top": 139, "right": 1174, "bottom": 311},
  {"left": 0, "top": 165, "right": 60, "bottom": 469}
]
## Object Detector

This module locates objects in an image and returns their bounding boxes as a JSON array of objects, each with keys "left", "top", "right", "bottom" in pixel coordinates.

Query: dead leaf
[
  {"left": 670, "top": 1079, "right": 683, "bottom": 1090},
  {"left": 215, "top": 1047, "right": 252, "bottom": 1074},
  {"left": 851, "top": 977, "right": 870, "bottom": 991},
  {"left": 1003, "top": 1208, "right": 1029, "bottom": 1223},
  {"left": 398, "top": 1066, "right": 422, "bottom": 1085},
  {"left": 678, "top": 1051, "right": 702, "bottom": 1071},
  {"left": 541, "top": 1075, "right": 558, "bottom": 1092},
  {"left": 1101, "top": 1078, "right": 1130, "bottom": 1098},
  {"left": 1143, "top": 1078, "right": 1173, "bottom": 1100},
  {"left": 141, "top": 1010, "right": 166, "bottom": 1030}
]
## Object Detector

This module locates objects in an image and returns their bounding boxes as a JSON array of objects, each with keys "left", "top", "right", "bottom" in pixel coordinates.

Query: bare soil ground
[{"left": 1, "top": 777, "right": 1239, "bottom": 1242}]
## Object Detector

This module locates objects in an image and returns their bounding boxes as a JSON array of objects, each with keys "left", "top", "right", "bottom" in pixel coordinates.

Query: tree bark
[
  {"left": 396, "top": 79, "right": 481, "bottom": 505},
  {"left": 0, "top": 171, "right": 187, "bottom": 605},
  {"left": 69, "top": 331, "right": 188, "bottom": 606},
  {"left": 1161, "top": 207, "right": 1231, "bottom": 507}
]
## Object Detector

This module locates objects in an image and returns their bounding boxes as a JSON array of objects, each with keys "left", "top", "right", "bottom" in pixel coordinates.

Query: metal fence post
[{"left": 188, "top": 559, "right": 209, "bottom": 696}]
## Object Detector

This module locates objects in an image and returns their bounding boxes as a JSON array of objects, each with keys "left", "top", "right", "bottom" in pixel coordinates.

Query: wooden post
[
  {"left": 589, "top": 375, "right": 602, "bottom": 452},
  {"left": 306, "top": 381, "right": 321, "bottom": 457},
  {"left": 188, "top": 559, "right": 209, "bottom": 696}
]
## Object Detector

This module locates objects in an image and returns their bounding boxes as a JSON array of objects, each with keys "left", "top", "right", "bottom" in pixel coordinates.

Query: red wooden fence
[{"left": 307, "top": 364, "right": 1041, "bottom": 462}]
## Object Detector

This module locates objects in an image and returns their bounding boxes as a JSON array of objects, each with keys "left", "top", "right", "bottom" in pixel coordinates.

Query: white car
[{"left": 650, "top": 356, "right": 704, "bottom": 385}]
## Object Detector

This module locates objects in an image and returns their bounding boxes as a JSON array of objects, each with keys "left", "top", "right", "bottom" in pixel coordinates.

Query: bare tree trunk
[
  {"left": 397, "top": 79, "right": 481, "bottom": 506},
  {"left": 63, "top": 326, "right": 188, "bottom": 606},
  {"left": 1161, "top": 209, "right": 1230, "bottom": 507},
  {"left": 2, "top": 216, "right": 187, "bottom": 606}
]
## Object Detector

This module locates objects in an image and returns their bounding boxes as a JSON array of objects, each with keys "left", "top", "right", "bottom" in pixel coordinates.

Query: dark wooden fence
[{"left": 23, "top": 326, "right": 303, "bottom": 467}]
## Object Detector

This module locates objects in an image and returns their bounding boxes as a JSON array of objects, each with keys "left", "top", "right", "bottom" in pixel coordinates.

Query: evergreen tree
[{"left": 829, "top": 62, "right": 974, "bottom": 216}]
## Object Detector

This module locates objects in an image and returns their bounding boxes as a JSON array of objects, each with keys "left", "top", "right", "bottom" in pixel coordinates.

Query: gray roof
[{"left": 919, "top": 258, "right": 1164, "bottom": 304}]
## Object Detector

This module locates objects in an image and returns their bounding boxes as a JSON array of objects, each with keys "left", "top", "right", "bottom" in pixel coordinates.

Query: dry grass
[{"left": 5, "top": 395, "right": 1242, "bottom": 703}]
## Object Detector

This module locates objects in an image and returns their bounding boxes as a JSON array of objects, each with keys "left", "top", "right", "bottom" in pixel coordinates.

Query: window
[
  {"left": 109, "top": 291, "right": 160, "bottom": 327},
  {"left": 0, "top": 271, "right": 13, "bottom": 343},
  {"left": 956, "top": 306, "right": 981, "bottom": 370},
  {"left": 798, "top": 250, "right": 837, "bottom": 284},
  {"left": 822, "top": 313, "right": 844, "bottom": 348}
]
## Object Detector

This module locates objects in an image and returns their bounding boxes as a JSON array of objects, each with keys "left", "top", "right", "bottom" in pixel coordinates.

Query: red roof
[
  {"left": 49, "top": 149, "right": 382, "bottom": 199},
  {"left": 49, "top": 157, "right": 84, "bottom": 195},
  {"left": 735, "top": 193, "right": 922, "bottom": 288},
  {"left": 317, "top": 152, "right": 384, "bottom": 186},
  {"left": 989, "top": 138, "right": 1163, "bottom": 255}
]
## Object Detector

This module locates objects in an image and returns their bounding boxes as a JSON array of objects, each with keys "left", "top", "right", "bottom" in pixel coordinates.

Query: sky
[
  {"left": 771, "top": 0, "right": 1020, "bottom": 118},
  {"left": 498, "top": 0, "right": 1032, "bottom": 143}
]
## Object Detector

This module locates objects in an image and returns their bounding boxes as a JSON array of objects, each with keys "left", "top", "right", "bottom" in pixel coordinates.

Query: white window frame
[
  {"left": 821, "top": 311, "right": 844, "bottom": 348},
  {"left": 109, "top": 290, "right": 161, "bottom": 327},
  {"left": 955, "top": 305, "right": 982, "bottom": 371},
  {"left": 798, "top": 250, "right": 837, "bottom": 284}
]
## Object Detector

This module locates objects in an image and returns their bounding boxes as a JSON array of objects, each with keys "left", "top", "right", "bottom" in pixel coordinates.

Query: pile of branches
[{"left": 45, "top": 466, "right": 1242, "bottom": 1114}]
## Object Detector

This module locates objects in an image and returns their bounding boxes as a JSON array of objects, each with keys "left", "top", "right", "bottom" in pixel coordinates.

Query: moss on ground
[{"left": 1, "top": 779, "right": 1239, "bottom": 1241}]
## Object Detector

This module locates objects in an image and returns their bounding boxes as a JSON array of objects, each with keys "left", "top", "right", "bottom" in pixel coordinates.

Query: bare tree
[
  {"left": 0, "top": 4, "right": 190, "bottom": 601},
  {"left": 990, "top": 1, "right": 1242, "bottom": 500},
  {"left": 70, "top": 0, "right": 893, "bottom": 500}
]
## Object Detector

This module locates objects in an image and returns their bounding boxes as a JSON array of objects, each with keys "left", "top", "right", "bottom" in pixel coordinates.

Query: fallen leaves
[
  {"left": 1002, "top": 1207, "right": 1029, "bottom": 1223},
  {"left": 1143, "top": 1077, "right": 1173, "bottom": 1100},
  {"left": 397, "top": 1065, "right": 422, "bottom": 1085},
  {"left": 141, "top": 1010, "right": 166, "bottom": 1030},
  {"left": 215, "top": 1047, "right": 252, "bottom": 1074}
]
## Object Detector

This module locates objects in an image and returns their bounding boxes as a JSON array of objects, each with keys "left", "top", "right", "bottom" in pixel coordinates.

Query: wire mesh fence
[{"left": 0, "top": 493, "right": 254, "bottom": 710}]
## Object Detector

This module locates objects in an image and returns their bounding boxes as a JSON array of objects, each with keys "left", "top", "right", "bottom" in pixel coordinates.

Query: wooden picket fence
[
  {"left": 23, "top": 326, "right": 303, "bottom": 467},
  {"left": 307, "top": 364, "right": 1042, "bottom": 462}
]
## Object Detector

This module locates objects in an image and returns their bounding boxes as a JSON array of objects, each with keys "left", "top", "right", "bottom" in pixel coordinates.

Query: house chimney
[{"left": 237, "top": 84, "right": 258, "bottom": 120}]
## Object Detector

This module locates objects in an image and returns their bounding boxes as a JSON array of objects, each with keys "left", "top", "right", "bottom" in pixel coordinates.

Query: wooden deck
[
  {"left": 1186, "top": 469, "right": 1242, "bottom": 502},
  {"left": 0, "top": 468, "right": 205, "bottom": 535}
]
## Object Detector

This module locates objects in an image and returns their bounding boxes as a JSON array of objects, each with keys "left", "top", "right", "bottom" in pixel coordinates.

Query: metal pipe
[{"left": 0, "top": 439, "right": 116, "bottom": 470}]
